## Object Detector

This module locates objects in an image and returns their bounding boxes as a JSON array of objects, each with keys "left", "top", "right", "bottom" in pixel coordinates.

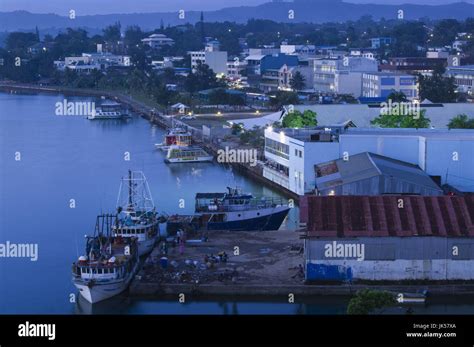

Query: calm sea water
[{"left": 1, "top": 92, "right": 473, "bottom": 315}]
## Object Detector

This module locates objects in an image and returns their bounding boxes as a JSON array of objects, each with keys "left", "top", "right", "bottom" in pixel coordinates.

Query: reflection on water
[
  {"left": 75, "top": 294, "right": 349, "bottom": 315},
  {"left": 3, "top": 93, "right": 474, "bottom": 315},
  {"left": 0, "top": 92, "right": 298, "bottom": 314}
]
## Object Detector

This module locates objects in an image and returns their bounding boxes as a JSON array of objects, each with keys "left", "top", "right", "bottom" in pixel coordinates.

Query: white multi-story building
[
  {"left": 280, "top": 44, "right": 316, "bottom": 56},
  {"left": 311, "top": 56, "right": 378, "bottom": 96},
  {"left": 263, "top": 125, "right": 474, "bottom": 195},
  {"left": 445, "top": 65, "right": 474, "bottom": 94},
  {"left": 189, "top": 50, "right": 228, "bottom": 75},
  {"left": 227, "top": 60, "right": 247, "bottom": 80},
  {"left": 427, "top": 49, "right": 449, "bottom": 59},
  {"left": 55, "top": 52, "right": 131, "bottom": 73},
  {"left": 361, "top": 72, "right": 418, "bottom": 100},
  {"left": 141, "top": 34, "right": 175, "bottom": 48}
]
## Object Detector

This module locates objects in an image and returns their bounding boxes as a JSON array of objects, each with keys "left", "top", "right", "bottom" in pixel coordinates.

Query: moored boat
[
  {"left": 72, "top": 214, "right": 140, "bottom": 304},
  {"left": 164, "top": 145, "right": 213, "bottom": 163},
  {"left": 87, "top": 100, "right": 128, "bottom": 120},
  {"left": 167, "top": 187, "right": 290, "bottom": 232},
  {"left": 155, "top": 127, "right": 192, "bottom": 151},
  {"left": 112, "top": 170, "right": 160, "bottom": 256}
]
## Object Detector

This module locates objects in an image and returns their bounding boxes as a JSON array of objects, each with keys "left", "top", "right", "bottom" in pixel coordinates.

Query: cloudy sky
[{"left": 1, "top": 0, "right": 472, "bottom": 15}]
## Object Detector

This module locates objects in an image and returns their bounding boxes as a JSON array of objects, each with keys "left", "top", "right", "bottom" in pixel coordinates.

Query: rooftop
[
  {"left": 289, "top": 103, "right": 474, "bottom": 129},
  {"left": 447, "top": 64, "right": 474, "bottom": 71},
  {"left": 301, "top": 195, "right": 474, "bottom": 238},
  {"left": 267, "top": 124, "right": 474, "bottom": 142},
  {"left": 315, "top": 152, "right": 443, "bottom": 193},
  {"left": 362, "top": 71, "right": 415, "bottom": 76}
]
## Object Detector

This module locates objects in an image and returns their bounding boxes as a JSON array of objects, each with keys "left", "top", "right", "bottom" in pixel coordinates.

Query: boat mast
[{"left": 128, "top": 170, "right": 133, "bottom": 208}]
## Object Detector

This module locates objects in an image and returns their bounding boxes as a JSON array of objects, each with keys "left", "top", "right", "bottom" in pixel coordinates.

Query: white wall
[
  {"left": 205, "top": 51, "right": 228, "bottom": 75},
  {"left": 339, "top": 135, "right": 426, "bottom": 170}
]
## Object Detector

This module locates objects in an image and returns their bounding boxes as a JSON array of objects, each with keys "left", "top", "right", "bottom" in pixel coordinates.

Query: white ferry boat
[
  {"left": 165, "top": 145, "right": 213, "bottom": 163},
  {"left": 155, "top": 127, "right": 192, "bottom": 151},
  {"left": 87, "top": 100, "right": 128, "bottom": 120},
  {"left": 112, "top": 170, "right": 160, "bottom": 256},
  {"left": 72, "top": 214, "right": 140, "bottom": 304}
]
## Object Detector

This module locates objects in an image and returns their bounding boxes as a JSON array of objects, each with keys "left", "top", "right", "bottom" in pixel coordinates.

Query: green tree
[
  {"left": 418, "top": 71, "right": 457, "bottom": 103},
  {"left": 447, "top": 114, "right": 474, "bottom": 129},
  {"left": 347, "top": 289, "right": 395, "bottom": 315},
  {"left": 231, "top": 122, "right": 244, "bottom": 135},
  {"left": 239, "top": 126, "right": 264, "bottom": 147},
  {"left": 282, "top": 110, "right": 317, "bottom": 128},
  {"left": 269, "top": 91, "right": 300, "bottom": 110},
  {"left": 431, "top": 19, "right": 461, "bottom": 47},
  {"left": 184, "top": 62, "right": 221, "bottom": 93},
  {"left": 54, "top": 28, "right": 95, "bottom": 56},
  {"left": 371, "top": 108, "right": 430, "bottom": 128},
  {"left": 290, "top": 71, "right": 306, "bottom": 91},
  {"left": 103, "top": 22, "right": 121, "bottom": 42},
  {"left": 124, "top": 26, "right": 144, "bottom": 47},
  {"left": 5, "top": 32, "right": 38, "bottom": 54},
  {"left": 387, "top": 91, "right": 407, "bottom": 103}
]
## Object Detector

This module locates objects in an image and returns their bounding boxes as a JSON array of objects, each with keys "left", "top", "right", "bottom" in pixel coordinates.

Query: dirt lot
[{"left": 139, "top": 230, "right": 305, "bottom": 286}]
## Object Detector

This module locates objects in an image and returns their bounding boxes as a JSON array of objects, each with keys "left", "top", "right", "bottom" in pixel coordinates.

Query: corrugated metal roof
[{"left": 300, "top": 195, "right": 474, "bottom": 237}]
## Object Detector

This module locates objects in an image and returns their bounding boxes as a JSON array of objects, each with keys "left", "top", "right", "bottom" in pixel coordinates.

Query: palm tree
[
  {"left": 447, "top": 114, "right": 474, "bottom": 129},
  {"left": 387, "top": 91, "right": 407, "bottom": 102}
]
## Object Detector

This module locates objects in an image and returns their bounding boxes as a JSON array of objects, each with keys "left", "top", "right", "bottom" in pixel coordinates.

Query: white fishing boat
[
  {"left": 164, "top": 145, "right": 213, "bottom": 163},
  {"left": 87, "top": 100, "right": 128, "bottom": 120},
  {"left": 112, "top": 170, "right": 160, "bottom": 256},
  {"left": 72, "top": 214, "right": 140, "bottom": 304},
  {"left": 155, "top": 127, "right": 192, "bottom": 151}
]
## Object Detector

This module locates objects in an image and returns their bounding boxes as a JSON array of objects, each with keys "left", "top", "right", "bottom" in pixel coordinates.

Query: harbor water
[{"left": 1, "top": 92, "right": 473, "bottom": 314}]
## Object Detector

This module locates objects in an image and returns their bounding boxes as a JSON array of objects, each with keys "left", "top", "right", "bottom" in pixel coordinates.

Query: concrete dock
[
  {"left": 130, "top": 230, "right": 474, "bottom": 299},
  {"left": 130, "top": 230, "right": 306, "bottom": 297}
]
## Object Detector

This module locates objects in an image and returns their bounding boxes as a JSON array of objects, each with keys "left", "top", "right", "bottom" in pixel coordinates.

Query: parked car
[{"left": 181, "top": 115, "right": 196, "bottom": 120}]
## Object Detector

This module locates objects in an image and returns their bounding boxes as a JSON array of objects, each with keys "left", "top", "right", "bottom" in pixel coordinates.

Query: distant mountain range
[{"left": 1, "top": 0, "right": 473, "bottom": 32}]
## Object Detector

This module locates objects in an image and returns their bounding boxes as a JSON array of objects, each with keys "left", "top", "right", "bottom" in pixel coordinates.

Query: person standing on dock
[{"left": 179, "top": 230, "right": 186, "bottom": 255}]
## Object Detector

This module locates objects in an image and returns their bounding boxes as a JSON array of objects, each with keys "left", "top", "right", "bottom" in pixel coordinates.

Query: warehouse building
[
  {"left": 263, "top": 126, "right": 474, "bottom": 195},
  {"left": 314, "top": 152, "right": 443, "bottom": 196},
  {"left": 300, "top": 195, "right": 474, "bottom": 281}
]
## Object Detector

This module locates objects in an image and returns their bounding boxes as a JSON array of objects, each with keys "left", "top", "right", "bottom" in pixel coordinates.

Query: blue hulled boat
[{"left": 193, "top": 187, "right": 290, "bottom": 231}]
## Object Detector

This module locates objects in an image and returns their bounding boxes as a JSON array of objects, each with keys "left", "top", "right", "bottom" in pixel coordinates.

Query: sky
[{"left": 0, "top": 0, "right": 473, "bottom": 15}]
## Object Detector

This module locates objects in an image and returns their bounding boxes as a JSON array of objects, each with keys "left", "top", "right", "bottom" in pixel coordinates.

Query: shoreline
[
  {"left": 0, "top": 82, "right": 298, "bottom": 200},
  {"left": 129, "top": 282, "right": 474, "bottom": 298},
  {"left": 4, "top": 84, "right": 474, "bottom": 304}
]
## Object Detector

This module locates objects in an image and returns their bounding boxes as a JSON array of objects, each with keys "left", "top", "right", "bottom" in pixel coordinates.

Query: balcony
[{"left": 263, "top": 163, "right": 290, "bottom": 190}]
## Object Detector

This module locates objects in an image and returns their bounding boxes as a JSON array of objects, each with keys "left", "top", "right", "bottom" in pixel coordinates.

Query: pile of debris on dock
[{"left": 131, "top": 230, "right": 304, "bottom": 296}]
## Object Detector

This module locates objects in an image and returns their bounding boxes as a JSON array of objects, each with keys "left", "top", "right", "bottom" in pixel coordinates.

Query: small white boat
[
  {"left": 72, "top": 215, "right": 140, "bottom": 304},
  {"left": 87, "top": 101, "right": 128, "bottom": 120},
  {"left": 165, "top": 145, "right": 213, "bottom": 163},
  {"left": 112, "top": 170, "right": 160, "bottom": 256}
]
